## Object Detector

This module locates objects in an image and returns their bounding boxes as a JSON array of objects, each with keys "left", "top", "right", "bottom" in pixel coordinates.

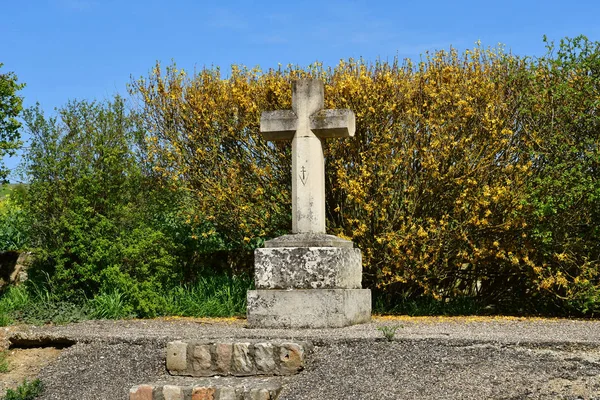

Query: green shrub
[
  {"left": 0, "top": 270, "right": 250, "bottom": 325},
  {"left": 0, "top": 187, "right": 29, "bottom": 251},
  {"left": 19, "top": 98, "right": 195, "bottom": 317},
  {"left": 3, "top": 281, "right": 88, "bottom": 325}
]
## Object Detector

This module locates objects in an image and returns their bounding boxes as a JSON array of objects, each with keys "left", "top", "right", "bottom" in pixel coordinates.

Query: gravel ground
[{"left": 5, "top": 317, "right": 600, "bottom": 399}]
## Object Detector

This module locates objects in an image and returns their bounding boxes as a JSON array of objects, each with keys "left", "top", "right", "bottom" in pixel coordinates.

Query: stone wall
[
  {"left": 0, "top": 251, "right": 33, "bottom": 289},
  {"left": 130, "top": 384, "right": 281, "bottom": 400},
  {"left": 166, "top": 341, "right": 309, "bottom": 377}
]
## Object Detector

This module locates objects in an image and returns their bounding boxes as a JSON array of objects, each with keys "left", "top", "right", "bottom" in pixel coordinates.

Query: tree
[
  {"left": 0, "top": 63, "right": 25, "bottom": 183},
  {"left": 21, "top": 97, "right": 185, "bottom": 316}
]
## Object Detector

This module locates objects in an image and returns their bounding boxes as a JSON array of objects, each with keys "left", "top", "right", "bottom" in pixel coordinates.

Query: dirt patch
[
  {"left": 0, "top": 327, "right": 65, "bottom": 397},
  {"left": 542, "top": 377, "right": 600, "bottom": 399},
  {"left": 0, "top": 347, "right": 63, "bottom": 396}
]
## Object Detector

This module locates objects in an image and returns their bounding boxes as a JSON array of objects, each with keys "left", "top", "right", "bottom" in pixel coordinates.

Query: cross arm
[
  {"left": 309, "top": 109, "right": 356, "bottom": 138},
  {"left": 260, "top": 110, "right": 298, "bottom": 141}
]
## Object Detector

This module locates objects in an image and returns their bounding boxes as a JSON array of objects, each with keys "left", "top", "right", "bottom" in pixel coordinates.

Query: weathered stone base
[
  {"left": 247, "top": 289, "right": 371, "bottom": 328},
  {"left": 254, "top": 247, "right": 362, "bottom": 289}
]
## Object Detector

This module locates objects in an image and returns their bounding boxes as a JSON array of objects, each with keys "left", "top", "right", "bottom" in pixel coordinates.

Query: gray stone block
[
  {"left": 166, "top": 341, "right": 187, "bottom": 372},
  {"left": 254, "top": 343, "right": 275, "bottom": 373},
  {"left": 162, "top": 385, "right": 183, "bottom": 400},
  {"left": 254, "top": 247, "right": 362, "bottom": 289},
  {"left": 279, "top": 343, "right": 304, "bottom": 374},
  {"left": 231, "top": 343, "right": 254, "bottom": 375},
  {"left": 192, "top": 344, "right": 212, "bottom": 373},
  {"left": 247, "top": 289, "right": 371, "bottom": 328},
  {"left": 246, "top": 388, "right": 271, "bottom": 400},
  {"left": 217, "top": 387, "right": 237, "bottom": 400}
]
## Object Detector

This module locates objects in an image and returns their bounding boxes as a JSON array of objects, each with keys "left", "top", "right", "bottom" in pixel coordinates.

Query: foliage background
[
  {"left": 0, "top": 64, "right": 24, "bottom": 183},
  {"left": 0, "top": 35, "right": 598, "bottom": 318},
  {"left": 131, "top": 36, "right": 600, "bottom": 316}
]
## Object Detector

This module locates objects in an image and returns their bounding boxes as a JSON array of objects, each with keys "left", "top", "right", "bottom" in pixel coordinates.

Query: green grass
[
  {"left": 0, "top": 350, "right": 9, "bottom": 373},
  {"left": 373, "top": 293, "right": 484, "bottom": 316},
  {"left": 0, "top": 282, "right": 89, "bottom": 326},
  {"left": 0, "top": 272, "right": 252, "bottom": 325},
  {"left": 0, "top": 285, "right": 30, "bottom": 326},
  {"left": 88, "top": 290, "right": 133, "bottom": 320},
  {"left": 2, "top": 379, "right": 44, "bottom": 400},
  {"left": 162, "top": 274, "right": 251, "bottom": 317}
]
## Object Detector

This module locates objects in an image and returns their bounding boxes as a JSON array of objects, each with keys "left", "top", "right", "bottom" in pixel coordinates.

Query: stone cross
[{"left": 260, "top": 79, "right": 355, "bottom": 234}]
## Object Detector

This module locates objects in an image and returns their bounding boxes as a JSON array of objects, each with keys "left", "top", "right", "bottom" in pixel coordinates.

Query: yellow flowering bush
[{"left": 131, "top": 37, "right": 600, "bottom": 314}]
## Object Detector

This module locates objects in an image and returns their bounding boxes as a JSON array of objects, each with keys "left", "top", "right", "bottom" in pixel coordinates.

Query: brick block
[
  {"left": 215, "top": 342, "right": 233, "bottom": 374},
  {"left": 191, "top": 386, "right": 215, "bottom": 400},
  {"left": 165, "top": 340, "right": 308, "bottom": 377},
  {"left": 130, "top": 385, "right": 154, "bottom": 400}
]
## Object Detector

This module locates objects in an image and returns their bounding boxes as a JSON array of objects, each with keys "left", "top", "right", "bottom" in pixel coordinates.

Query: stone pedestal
[{"left": 247, "top": 234, "right": 371, "bottom": 329}]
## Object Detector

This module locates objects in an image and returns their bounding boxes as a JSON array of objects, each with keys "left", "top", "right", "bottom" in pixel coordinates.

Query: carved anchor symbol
[{"left": 300, "top": 166, "right": 308, "bottom": 186}]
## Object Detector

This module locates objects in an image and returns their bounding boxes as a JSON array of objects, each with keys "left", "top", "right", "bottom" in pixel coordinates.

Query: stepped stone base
[
  {"left": 254, "top": 247, "right": 362, "bottom": 289},
  {"left": 247, "top": 289, "right": 371, "bottom": 328},
  {"left": 130, "top": 382, "right": 281, "bottom": 400},
  {"left": 166, "top": 341, "right": 308, "bottom": 377},
  {"left": 263, "top": 233, "right": 353, "bottom": 248}
]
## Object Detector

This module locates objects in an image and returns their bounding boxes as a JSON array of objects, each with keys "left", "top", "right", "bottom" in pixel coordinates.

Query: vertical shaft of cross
[{"left": 291, "top": 80, "right": 326, "bottom": 233}]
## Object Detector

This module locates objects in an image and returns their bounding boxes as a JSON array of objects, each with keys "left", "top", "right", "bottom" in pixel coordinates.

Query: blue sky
[{"left": 2, "top": 0, "right": 600, "bottom": 180}]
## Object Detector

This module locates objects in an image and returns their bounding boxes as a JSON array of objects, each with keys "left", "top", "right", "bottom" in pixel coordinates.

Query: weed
[
  {"left": 377, "top": 325, "right": 402, "bottom": 342},
  {"left": 3, "top": 379, "right": 44, "bottom": 400},
  {"left": 15, "top": 300, "right": 89, "bottom": 325}
]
